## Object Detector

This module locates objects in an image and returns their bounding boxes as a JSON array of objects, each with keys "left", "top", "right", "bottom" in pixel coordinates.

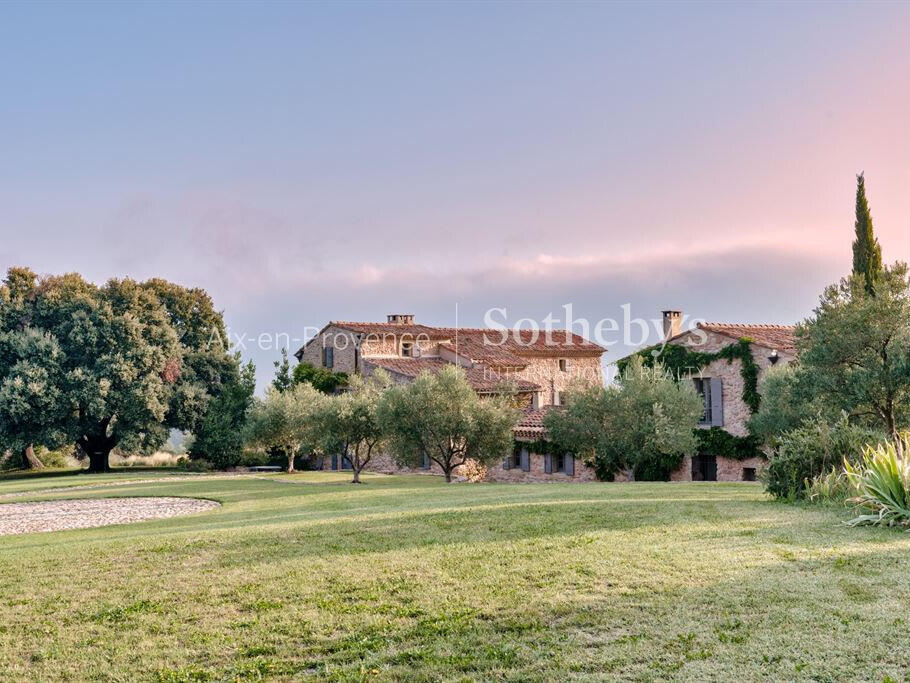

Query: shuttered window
[
  {"left": 323, "top": 347, "right": 334, "bottom": 369},
  {"left": 693, "top": 378, "right": 711, "bottom": 425}
]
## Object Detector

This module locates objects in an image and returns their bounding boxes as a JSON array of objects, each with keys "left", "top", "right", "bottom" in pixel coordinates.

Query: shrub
[
  {"left": 460, "top": 459, "right": 488, "bottom": 483},
  {"left": 762, "top": 414, "right": 882, "bottom": 500},
  {"left": 844, "top": 436, "right": 910, "bottom": 527},
  {"left": 176, "top": 456, "right": 213, "bottom": 472}
]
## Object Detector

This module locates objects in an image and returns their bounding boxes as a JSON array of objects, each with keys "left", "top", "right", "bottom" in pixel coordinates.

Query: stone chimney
[
  {"left": 662, "top": 310, "right": 682, "bottom": 339},
  {"left": 387, "top": 314, "right": 415, "bottom": 325}
]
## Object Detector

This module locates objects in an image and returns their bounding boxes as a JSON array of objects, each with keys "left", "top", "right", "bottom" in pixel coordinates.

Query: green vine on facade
[
  {"left": 617, "top": 338, "right": 762, "bottom": 413},
  {"left": 694, "top": 427, "right": 760, "bottom": 461},
  {"left": 617, "top": 337, "right": 764, "bottom": 461}
]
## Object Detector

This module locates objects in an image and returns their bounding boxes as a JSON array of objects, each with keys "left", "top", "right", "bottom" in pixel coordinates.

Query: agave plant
[{"left": 844, "top": 435, "right": 910, "bottom": 528}]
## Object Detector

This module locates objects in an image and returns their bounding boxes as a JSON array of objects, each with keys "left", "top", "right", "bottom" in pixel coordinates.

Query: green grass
[{"left": 1, "top": 472, "right": 909, "bottom": 681}]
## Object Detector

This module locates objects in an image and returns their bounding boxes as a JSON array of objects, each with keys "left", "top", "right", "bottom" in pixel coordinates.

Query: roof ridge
[{"left": 699, "top": 322, "right": 796, "bottom": 329}]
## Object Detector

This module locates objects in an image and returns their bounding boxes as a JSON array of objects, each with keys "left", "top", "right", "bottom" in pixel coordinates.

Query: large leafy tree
[
  {"left": 747, "top": 364, "right": 833, "bottom": 446},
  {"left": 189, "top": 355, "right": 256, "bottom": 469},
  {"left": 546, "top": 355, "right": 702, "bottom": 480},
  {"left": 0, "top": 268, "right": 240, "bottom": 472},
  {"left": 314, "top": 371, "right": 390, "bottom": 483},
  {"left": 0, "top": 268, "right": 66, "bottom": 468},
  {"left": 245, "top": 383, "right": 325, "bottom": 472},
  {"left": 0, "top": 327, "right": 68, "bottom": 469},
  {"left": 378, "top": 365, "right": 518, "bottom": 482},
  {"left": 796, "top": 263, "right": 910, "bottom": 437},
  {"left": 852, "top": 172, "right": 883, "bottom": 295}
]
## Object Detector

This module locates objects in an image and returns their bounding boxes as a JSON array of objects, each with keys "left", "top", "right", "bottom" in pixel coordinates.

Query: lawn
[{"left": 1, "top": 472, "right": 909, "bottom": 682}]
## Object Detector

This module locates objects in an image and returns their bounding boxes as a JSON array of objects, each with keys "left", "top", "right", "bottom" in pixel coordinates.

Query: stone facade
[
  {"left": 661, "top": 323, "right": 796, "bottom": 482},
  {"left": 670, "top": 455, "right": 765, "bottom": 482},
  {"left": 328, "top": 449, "right": 598, "bottom": 483}
]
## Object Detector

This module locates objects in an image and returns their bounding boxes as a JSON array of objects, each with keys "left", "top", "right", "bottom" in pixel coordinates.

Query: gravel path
[{"left": 0, "top": 497, "right": 220, "bottom": 536}]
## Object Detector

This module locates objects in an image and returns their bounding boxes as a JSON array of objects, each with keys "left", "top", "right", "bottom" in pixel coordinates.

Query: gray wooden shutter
[
  {"left": 326, "top": 348, "right": 334, "bottom": 368},
  {"left": 544, "top": 454, "right": 552, "bottom": 474},
  {"left": 330, "top": 454, "right": 338, "bottom": 470},
  {"left": 710, "top": 377, "right": 724, "bottom": 426},
  {"left": 565, "top": 454, "right": 575, "bottom": 477},
  {"left": 520, "top": 448, "right": 530, "bottom": 472},
  {"left": 503, "top": 455, "right": 511, "bottom": 470}
]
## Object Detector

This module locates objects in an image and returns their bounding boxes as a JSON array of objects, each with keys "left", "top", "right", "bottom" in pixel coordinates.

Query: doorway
[{"left": 691, "top": 454, "right": 717, "bottom": 481}]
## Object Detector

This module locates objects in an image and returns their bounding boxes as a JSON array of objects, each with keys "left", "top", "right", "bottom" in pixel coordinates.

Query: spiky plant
[
  {"left": 805, "top": 468, "right": 854, "bottom": 505},
  {"left": 844, "top": 435, "right": 910, "bottom": 527}
]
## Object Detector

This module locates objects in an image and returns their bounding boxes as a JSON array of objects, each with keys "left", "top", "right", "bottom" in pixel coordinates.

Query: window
[
  {"left": 558, "top": 358, "right": 568, "bottom": 372},
  {"left": 509, "top": 449, "right": 521, "bottom": 469},
  {"left": 401, "top": 341, "right": 413, "bottom": 357},
  {"left": 742, "top": 467, "right": 757, "bottom": 482},
  {"left": 692, "top": 378, "right": 712, "bottom": 425},
  {"left": 322, "top": 347, "right": 334, "bottom": 369},
  {"left": 554, "top": 391, "right": 563, "bottom": 406}
]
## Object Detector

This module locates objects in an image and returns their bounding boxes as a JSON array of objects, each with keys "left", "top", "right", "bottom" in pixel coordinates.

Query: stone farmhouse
[
  {"left": 295, "top": 314, "right": 605, "bottom": 481},
  {"left": 294, "top": 311, "right": 795, "bottom": 483},
  {"left": 658, "top": 310, "right": 796, "bottom": 482}
]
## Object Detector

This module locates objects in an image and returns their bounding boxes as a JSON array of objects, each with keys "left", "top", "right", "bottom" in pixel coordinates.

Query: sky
[{"left": 1, "top": 1, "right": 909, "bottom": 388}]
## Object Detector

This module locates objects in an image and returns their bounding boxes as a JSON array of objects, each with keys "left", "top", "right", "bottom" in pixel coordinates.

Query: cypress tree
[{"left": 852, "top": 172, "right": 882, "bottom": 295}]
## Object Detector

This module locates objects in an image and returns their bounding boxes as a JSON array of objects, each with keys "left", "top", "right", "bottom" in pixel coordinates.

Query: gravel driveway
[{"left": 0, "top": 497, "right": 220, "bottom": 536}]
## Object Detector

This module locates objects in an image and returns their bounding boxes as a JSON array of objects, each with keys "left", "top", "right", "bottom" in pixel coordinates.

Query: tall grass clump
[
  {"left": 844, "top": 436, "right": 910, "bottom": 528},
  {"left": 805, "top": 468, "right": 855, "bottom": 505}
]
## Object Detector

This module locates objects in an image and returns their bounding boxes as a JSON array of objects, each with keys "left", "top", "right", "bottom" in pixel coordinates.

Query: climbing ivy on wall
[
  {"left": 616, "top": 337, "right": 764, "bottom": 461},
  {"left": 694, "top": 427, "right": 761, "bottom": 461},
  {"left": 617, "top": 337, "right": 762, "bottom": 413}
]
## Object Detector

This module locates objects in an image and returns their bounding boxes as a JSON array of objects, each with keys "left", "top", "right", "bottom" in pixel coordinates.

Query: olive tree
[
  {"left": 314, "top": 371, "right": 390, "bottom": 483},
  {"left": 245, "top": 383, "right": 325, "bottom": 472},
  {"left": 546, "top": 355, "right": 703, "bottom": 481},
  {"left": 378, "top": 365, "right": 518, "bottom": 482}
]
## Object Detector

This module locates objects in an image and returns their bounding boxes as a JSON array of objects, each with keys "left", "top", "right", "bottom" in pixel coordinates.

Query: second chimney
[
  {"left": 662, "top": 310, "right": 682, "bottom": 339},
  {"left": 387, "top": 314, "right": 415, "bottom": 325}
]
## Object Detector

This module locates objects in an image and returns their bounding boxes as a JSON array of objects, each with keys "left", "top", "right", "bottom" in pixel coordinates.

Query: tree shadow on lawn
[{"left": 304, "top": 540, "right": 910, "bottom": 682}]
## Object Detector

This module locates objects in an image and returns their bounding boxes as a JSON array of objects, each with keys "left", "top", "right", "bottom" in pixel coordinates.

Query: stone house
[
  {"left": 294, "top": 314, "right": 606, "bottom": 481},
  {"left": 657, "top": 310, "right": 796, "bottom": 482}
]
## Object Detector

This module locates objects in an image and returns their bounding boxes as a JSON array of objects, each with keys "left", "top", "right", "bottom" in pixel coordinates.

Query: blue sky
[{"left": 2, "top": 1, "right": 909, "bottom": 388}]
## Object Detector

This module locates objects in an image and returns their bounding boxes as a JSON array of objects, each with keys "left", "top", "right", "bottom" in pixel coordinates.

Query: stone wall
[
  {"left": 342, "top": 449, "right": 597, "bottom": 482},
  {"left": 671, "top": 454, "right": 765, "bottom": 482},
  {"left": 298, "top": 325, "right": 359, "bottom": 373},
  {"left": 514, "top": 355, "right": 603, "bottom": 407},
  {"left": 671, "top": 330, "right": 795, "bottom": 437}
]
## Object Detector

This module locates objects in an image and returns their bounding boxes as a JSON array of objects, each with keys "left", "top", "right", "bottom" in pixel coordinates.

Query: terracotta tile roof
[
  {"left": 331, "top": 321, "right": 452, "bottom": 339},
  {"left": 297, "top": 320, "right": 606, "bottom": 360},
  {"left": 697, "top": 323, "right": 797, "bottom": 354},
  {"left": 435, "top": 328, "right": 605, "bottom": 357},
  {"left": 514, "top": 405, "right": 560, "bottom": 439},
  {"left": 438, "top": 338, "right": 527, "bottom": 368},
  {"left": 364, "top": 357, "right": 540, "bottom": 393}
]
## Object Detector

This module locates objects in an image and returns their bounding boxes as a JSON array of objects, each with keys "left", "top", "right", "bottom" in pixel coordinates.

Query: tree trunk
[
  {"left": 287, "top": 450, "right": 295, "bottom": 473},
  {"left": 23, "top": 444, "right": 44, "bottom": 470},
  {"left": 87, "top": 449, "right": 112, "bottom": 473},
  {"left": 81, "top": 437, "right": 113, "bottom": 473},
  {"left": 352, "top": 467, "right": 361, "bottom": 484},
  {"left": 444, "top": 469, "right": 453, "bottom": 483}
]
